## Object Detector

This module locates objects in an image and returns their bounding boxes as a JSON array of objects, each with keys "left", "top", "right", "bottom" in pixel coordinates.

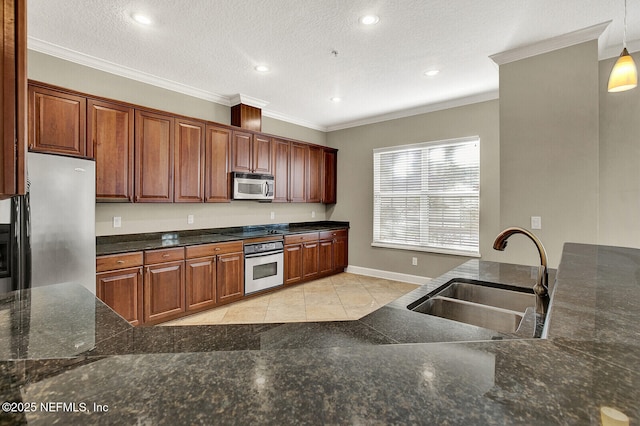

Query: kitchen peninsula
[{"left": 0, "top": 242, "right": 638, "bottom": 424}]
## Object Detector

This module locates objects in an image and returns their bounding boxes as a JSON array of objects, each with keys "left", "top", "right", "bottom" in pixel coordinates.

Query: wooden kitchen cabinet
[
  {"left": 284, "top": 232, "right": 320, "bottom": 284},
  {"left": 143, "top": 247, "right": 185, "bottom": 324},
  {"left": 89, "top": 99, "right": 135, "bottom": 202},
  {"left": 28, "top": 84, "right": 87, "bottom": 158},
  {"left": 204, "top": 124, "right": 231, "bottom": 202},
  {"left": 185, "top": 241, "right": 243, "bottom": 309},
  {"left": 231, "top": 130, "right": 271, "bottom": 174},
  {"left": 289, "top": 142, "right": 307, "bottom": 202},
  {"left": 174, "top": 118, "right": 205, "bottom": 203},
  {"left": 0, "top": 0, "right": 27, "bottom": 199},
  {"left": 135, "top": 109, "right": 175, "bottom": 202},
  {"left": 322, "top": 148, "right": 338, "bottom": 204},
  {"left": 96, "top": 251, "right": 144, "bottom": 326},
  {"left": 216, "top": 251, "right": 244, "bottom": 303},
  {"left": 272, "top": 138, "right": 290, "bottom": 202},
  {"left": 307, "top": 145, "right": 322, "bottom": 203},
  {"left": 319, "top": 229, "right": 349, "bottom": 274}
]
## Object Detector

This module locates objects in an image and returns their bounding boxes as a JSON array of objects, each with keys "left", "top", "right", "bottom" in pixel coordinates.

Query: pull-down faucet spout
[{"left": 493, "top": 227, "right": 549, "bottom": 316}]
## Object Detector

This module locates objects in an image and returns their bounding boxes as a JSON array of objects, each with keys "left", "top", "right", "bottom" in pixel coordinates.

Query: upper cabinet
[
  {"left": 28, "top": 85, "right": 87, "bottom": 158},
  {"left": 134, "top": 110, "right": 175, "bottom": 203},
  {"left": 272, "top": 138, "right": 289, "bottom": 203},
  {"left": 289, "top": 142, "right": 307, "bottom": 202},
  {"left": 204, "top": 125, "right": 231, "bottom": 202},
  {"left": 89, "top": 99, "right": 135, "bottom": 202},
  {"left": 231, "top": 130, "right": 271, "bottom": 174},
  {"left": 307, "top": 145, "right": 322, "bottom": 203},
  {"left": 0, "top": 0, "right": 27, "bottom": 198},
  {"left": 322, "top": 148, "right": 338, "bottom": 204},
  {"left": 174, "top": 118, "right": 205, "bottom": 203}
]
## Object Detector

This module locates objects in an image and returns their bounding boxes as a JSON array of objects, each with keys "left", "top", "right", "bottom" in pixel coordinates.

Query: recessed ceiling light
[
  {"left": 255, "top": 65, "right": 270, "bottom": 73},
  {"left": 424, "top": 70, "right": 440, "bottom": 77},
  {"left": 330, "top": 97, "right": 342, "bottom": 103},
  {"left": 131, "top": 13, "right": 152, "bottom": 25},
  {"left": 359, "top": 15, "right": 379, "bottom": 25}
]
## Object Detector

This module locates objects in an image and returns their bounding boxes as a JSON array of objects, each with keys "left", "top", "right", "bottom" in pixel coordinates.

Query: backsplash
[{"left": 95, "top": 202, "right": 327, "bottom": 236}]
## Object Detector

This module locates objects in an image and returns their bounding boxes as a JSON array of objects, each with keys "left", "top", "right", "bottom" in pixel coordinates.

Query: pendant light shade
[
  {"left": 608, "top": 47, "right": 638, "bottom": 92},
  {"left": 608, "top": 0, "right": 637, "bottom": 92}
]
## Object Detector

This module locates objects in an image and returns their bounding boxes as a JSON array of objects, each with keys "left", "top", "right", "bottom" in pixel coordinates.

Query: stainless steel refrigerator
[{"left": 0, "top": 152, "right": 96, "bottom": 293}]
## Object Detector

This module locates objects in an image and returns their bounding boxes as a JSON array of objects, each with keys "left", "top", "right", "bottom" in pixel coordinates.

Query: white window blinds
[{"left": 373, "top": 137, "right": 480, "bottom": 256}]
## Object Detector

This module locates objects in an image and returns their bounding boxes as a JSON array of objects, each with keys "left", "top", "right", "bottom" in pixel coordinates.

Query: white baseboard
[{"left": 345, "top": 265, "right": 431, "bottom": 285}]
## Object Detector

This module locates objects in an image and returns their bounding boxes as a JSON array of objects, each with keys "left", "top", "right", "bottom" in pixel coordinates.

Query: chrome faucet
[{"left": 493, "top": 227, "right": 550, "bottom": 317}]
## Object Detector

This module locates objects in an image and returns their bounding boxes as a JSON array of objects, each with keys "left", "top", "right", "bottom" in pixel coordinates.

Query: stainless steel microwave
[{"left": 232, "top": 172, "right": 275, "bottom": 201}]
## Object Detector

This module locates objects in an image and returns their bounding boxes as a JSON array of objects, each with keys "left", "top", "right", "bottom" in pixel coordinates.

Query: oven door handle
[{"left": 244, "top": 250, "right": 284, "bottom": 259}]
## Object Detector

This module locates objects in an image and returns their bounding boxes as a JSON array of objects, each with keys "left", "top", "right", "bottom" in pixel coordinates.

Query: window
[{"left": 372, "top": 136, "right": 480, "bottom": 256}]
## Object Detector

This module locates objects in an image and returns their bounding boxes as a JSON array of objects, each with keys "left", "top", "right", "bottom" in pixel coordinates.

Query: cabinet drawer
[
  {"left": 96, "top": 252, "right": 143, "bottom": 272},
  {"left": 185, "top": 241, "right": 243, "bottom": 259},
  {"left": 319, "top": 229, "right": 348, "bottom": 240},
  {"left": 144, "top": 247, "right": 185, "bottom": 264},
  {"left": 284, "top": 232, "right": 319, "bottom": 244}
]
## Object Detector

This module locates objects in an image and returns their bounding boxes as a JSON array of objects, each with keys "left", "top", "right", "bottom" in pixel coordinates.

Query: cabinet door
[
  {"left": 216, "top": 252, "right": 244, "bottom": 303},
  {"left": 97, "top": 267, "right": 143, "bottom": 326},
  {"left": 28, "top": 85, "right": 86, "bottom": 157},
  {"left": 319, "top": 240, "right": 334, "bottom": 275},
  {"left": 204, "top": 125, "right": 231, "bottom": 202},
  {"left": 0, "top": 0, "right": 26, "bottom": 198},
  {"left": 186, "top": 257, "right": 216, "bottom": 311},
  {"left": 322, "top": 148, "right": 337, "bottom": 204},
  {"left": 135, "top": 110, "right": 174, "bottom": 202},
  {"left": 231, "top": 130, "right": 252, "bottom": 173},
  {"left": 144, "top": 260, "right": 185, "bottom": 323},
  {"left": 175, "top": 118, "right": 205, "bottom": 203},
  {"left": 284, "top": 243, "right": 303, "bottom": 285},
  {"left": 302, "top": 241, "right": 319, "bottom": 280},
  {"left": 272, "top": 138, "right": 289, "bottom": 202},
  {"left": 333, "top": 237, "right": 348, "bottom": 272},
  {"left": 307, "top": 145, "right": 322, "bottom": 203},
  {"left": 289, "top": 142, "right": 307, "bottom": 202},
  {"left": 89, "top": 99, "right": 134, "bottom": 202},
  {"left": 253, "top": 134, "right": 272, "bottom": 174}
]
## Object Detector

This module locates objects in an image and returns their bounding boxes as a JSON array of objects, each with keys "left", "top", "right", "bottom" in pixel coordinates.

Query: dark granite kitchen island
[{"left": 0, "top": 243, "right": 638, "bottom": 425}]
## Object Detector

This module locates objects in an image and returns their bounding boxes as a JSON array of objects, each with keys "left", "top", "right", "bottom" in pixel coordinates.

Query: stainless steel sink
[{"left": 409, "top": 279, "right": 538, "bottom": 335}]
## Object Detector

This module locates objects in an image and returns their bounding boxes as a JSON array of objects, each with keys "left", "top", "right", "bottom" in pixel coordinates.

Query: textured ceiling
[{"left": 27, "top": 0, "right": 640, "bottom": 131}]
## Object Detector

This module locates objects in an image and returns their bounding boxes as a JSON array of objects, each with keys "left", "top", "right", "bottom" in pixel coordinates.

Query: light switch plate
[
  {"left": 531, "top": 216, "right": 542, "bottom": 230},
  {"left": 113, "top": 216, "right": 121, "bottom": 228},
  {"left": 187, "top": 214, "right": 194, "bottom": 224}
]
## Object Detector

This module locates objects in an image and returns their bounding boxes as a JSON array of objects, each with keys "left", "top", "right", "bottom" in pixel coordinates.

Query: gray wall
[
  {"left": 327, "top": 100, "right": 500, "bottom": 278},
  {"left": 598, "top": 51, "right": 640, "bottom": 247},
  {"left": 28, "top": 51, "right": 328, "bottom": 236},
  {"left": 498, "top": 41, "right": 600, "bottom": 268}
]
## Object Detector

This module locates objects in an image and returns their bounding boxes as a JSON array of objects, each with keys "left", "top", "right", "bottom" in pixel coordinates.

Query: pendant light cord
[{"left": 623, "top": 0, "right": 628, "bottom": 49}]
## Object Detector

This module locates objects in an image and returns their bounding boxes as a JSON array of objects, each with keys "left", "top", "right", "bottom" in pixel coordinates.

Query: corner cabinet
[
  {"left": 135, "top": 110, "right": 175, "bottom": 202},
  {"left": 0, "top": 0, "right": 27, "bottom": 199}
]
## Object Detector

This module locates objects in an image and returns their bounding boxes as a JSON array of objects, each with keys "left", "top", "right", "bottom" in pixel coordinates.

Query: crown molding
[
  {"left": 326, "top": 90, "right": 499, "bottom": 132},
  {"left": 261, "top": 109, "right": 328, "bottom": 132},
  {"left": 28, "top": 37, "right": 232, "bottom": 106},
  {"left": 490, "top": 21, "right": 611, "bottom": 65},
  {"left": 229, "top": 94, "right": 270, "bottom": 109}
]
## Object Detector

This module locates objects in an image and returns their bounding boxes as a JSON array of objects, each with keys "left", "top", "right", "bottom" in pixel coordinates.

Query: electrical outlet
[
  {"left": 270, "top": 211, "right": 275, "bottom": 220},
  {"left": 531, "top": 216, "right": 542, "bottom": 230},
  {"left": 311, "top": 211, "right": 316, "bottom": 218},
  {"left": 113, "top": 216, "right": 121, "bottom": 228},
  {"left": 412, "top": 257, "right": 418, "bottom": 266},
  {"left": 187, "top": 214, "right": 194, "bottom": 224}
]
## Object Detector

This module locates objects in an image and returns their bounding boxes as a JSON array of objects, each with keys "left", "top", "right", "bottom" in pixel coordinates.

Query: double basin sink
[{"left": 409, "top": 279, "right": 541, "bottom": 336}]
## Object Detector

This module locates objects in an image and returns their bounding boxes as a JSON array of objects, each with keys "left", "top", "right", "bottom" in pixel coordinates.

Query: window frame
[{"left": 371, "top": 136, "right": 481, "bottom": 258}]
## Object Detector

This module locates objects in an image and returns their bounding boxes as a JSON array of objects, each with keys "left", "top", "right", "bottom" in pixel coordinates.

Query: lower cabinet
[
  {"left": 284, "top": 229, "right": 348, "bottom": 285},
  {"left": 96, "top": 252, "right": 144, "bottom": 326},
  {"left": 143, "top": 247, "right": 186, "bottom": 324}
]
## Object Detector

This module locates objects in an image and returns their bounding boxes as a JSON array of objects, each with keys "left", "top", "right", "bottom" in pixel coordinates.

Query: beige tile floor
[{"left": 163, "top": 273, "right": 420, "bottom": 326}]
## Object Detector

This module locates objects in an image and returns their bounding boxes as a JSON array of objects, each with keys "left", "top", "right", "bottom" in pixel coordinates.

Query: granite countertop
[
  {"left": 0, "top": 243, "right": 638, "bottom": 424},
  {"left": 96, "top": 221, "right": 350, "bottom": 255}
]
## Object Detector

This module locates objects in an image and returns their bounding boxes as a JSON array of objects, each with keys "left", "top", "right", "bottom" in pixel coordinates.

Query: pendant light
[{"left": 608, "top": 0, "right": 637, "bottom": 92}]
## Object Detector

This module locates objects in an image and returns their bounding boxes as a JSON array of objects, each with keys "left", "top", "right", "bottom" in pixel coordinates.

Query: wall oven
[{"left": 244, "top": 240, "right": 284, "bottom": 294}]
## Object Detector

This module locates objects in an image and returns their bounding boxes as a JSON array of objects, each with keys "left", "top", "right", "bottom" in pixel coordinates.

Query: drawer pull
[
  {"left": 162, "top": 254, "right": 170, "bottom": 258},
  {"left": 215, "top": 248, "right": 221, "bottom": 251},
  {"left": 116, "top": 260, "right": 125, "bottom": 264}
]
